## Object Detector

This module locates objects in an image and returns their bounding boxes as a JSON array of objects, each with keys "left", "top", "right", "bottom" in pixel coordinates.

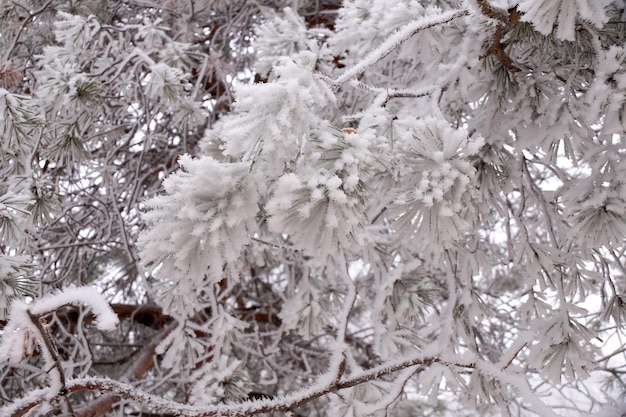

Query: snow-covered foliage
[
  {"left": 189, "top": 355, "right": 252, "bottom": 405},
  {"left": 3, "top": 0, "right": 626, "bottom": 416},
  {"left": 518, "top": 0, "right": 612, "bottom": 40},
  {"left": 0, "top": 286, "right": 118, "bottom": 363},
  {"left": 139, "top": 156, "right": 259, "bottom": 314}
]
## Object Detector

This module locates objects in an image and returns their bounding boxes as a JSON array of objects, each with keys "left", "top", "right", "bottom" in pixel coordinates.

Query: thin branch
[
  {"left": 333, "top": 9, "right": 468, "bottom": 85},
  {"left": 75, "top": 320, "right": 177, "bottom": 417},
  {"left": 471, "top": 0, "right": 510, "bottom": 23},
  {"left": 2, "top": 0, "right": 54, "bottom": 61},
  {"left": 356, "top": 366, "right": 418, "bottom": 415},
  {"left": 347, "top": 79, "right": 439, "bottom": 105},
  {"left": 487, "top": 23, "right": 520, "bottom": 73},
  {"left": 3, "top": 352, "right": 475, "bottom": 417},
  {"left": 470, "top": 1, "right": 521, "bottom": 73},
  {"left": 26, "top": 309, "right": 76, "bottom": 417}
]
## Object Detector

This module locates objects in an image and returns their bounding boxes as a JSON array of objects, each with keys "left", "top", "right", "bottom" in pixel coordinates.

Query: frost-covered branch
[
  {"left": 0, "top": 287, "right": 118, "bottom": 415},
  {"left": 469, "top": 0, "right": 511, "bottom": 23},
  {"left": 74, "top": 320, "right": 178, "bottom": 417},
  {"left": 347, "top": 79, "right": 440, "bottom": 106},
  {"left": 2, "top": 350, "right": 478, "bottom": 417},
  {"left": 0, "top": 287, "right": 119, "bottom": 362},
  {"left": 333, "top": 9, "right": 468, "bottom": 85}
]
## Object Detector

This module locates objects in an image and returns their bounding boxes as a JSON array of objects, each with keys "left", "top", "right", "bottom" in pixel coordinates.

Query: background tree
[{"left": 2, "top": 0, "right": 626, "bottom": 416}]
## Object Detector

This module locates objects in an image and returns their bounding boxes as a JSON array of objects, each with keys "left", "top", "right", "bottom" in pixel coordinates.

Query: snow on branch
[
  {"left": 0, "top": 286, "right": 119, "bottom": 416},
  {"left": 0, "top": 286, "right": 119, "bottom": 363},
  {"left": 333, "top": 9, "right": 468, "bottom": 85},
  {"left": 468, "top": 0, "right": 511, "bottom": 23},
  {"left": 347, "top": 79, "right": 439, "bottom": 106},
  {"left": 476, "top": 360, "right": 564, "bottom": 417},
  {"left": 1, "top": 348, "right": 479, "bottom": 417},
  {"left": 30, "top": 287, "right": 118, "bottom": 329}
]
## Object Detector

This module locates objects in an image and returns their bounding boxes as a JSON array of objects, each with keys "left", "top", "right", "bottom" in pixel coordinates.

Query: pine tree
[{"left": 2, "top": 1, "right": 626, "bottom": 416}]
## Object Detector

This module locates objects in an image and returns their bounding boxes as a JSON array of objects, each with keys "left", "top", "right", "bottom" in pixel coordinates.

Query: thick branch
[
  {"left": 489, "top": 23, "right": 520, "bottom": 73},
  {"left": 45, "top": 303, "right": 172, "bottom": 335}
]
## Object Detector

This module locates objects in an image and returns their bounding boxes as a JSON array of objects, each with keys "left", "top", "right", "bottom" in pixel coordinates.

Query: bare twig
[
  {"left": 2, "top": 0, "right": 54, "bottom": 61},
  {"left": 26, "top": 309, "right": 76, "bottom": 417}
]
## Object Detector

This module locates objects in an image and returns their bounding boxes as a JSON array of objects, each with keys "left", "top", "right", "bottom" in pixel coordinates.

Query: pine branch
[
  {"left": 471, "top": 1, "right": 521, "bottom": 72},
  {"left": 333, "top": 9, "right": 468, "bottom": 85},
  {"left": 488, "top": 23, "right": 521, "bottom": 73},
  {"left": 3, "top": 352, "right": 476, "bottom": 417},
  {"left": 472, "top": 0, "right": 509, "bottom": 23},
  {"left": 2, "top": 0, "right": 54, "bottom": 61}
]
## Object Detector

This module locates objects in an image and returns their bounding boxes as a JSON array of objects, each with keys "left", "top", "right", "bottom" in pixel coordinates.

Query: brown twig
[
  {"left": 26, "top": 309, "right": 76, "bottom": 417},
  {"left": 474, "top": 1, "right": 521, "bottom": 73},
  {"left": 474, "top": 0, "right": 509, "bottom": 23},
  {"left": 489, "top": 23, "right": 520, "bottom": 73}
]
